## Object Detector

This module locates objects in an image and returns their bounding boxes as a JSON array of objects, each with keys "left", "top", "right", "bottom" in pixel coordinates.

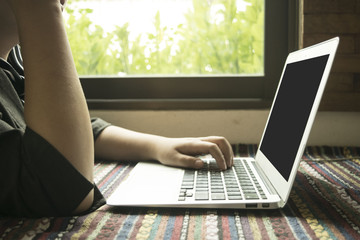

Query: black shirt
[{"left": 0, "top": 58, "right": 110, "bottom": 217}]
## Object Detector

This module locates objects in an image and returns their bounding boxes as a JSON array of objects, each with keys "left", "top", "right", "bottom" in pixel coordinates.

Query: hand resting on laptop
[{"left": 94, "top": 126, "right": 234, "bottom": 170}]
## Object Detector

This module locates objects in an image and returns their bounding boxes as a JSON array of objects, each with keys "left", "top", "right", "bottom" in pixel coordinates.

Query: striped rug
[{"left": 1, "top": 145, "right": 360, "bottom": 240}]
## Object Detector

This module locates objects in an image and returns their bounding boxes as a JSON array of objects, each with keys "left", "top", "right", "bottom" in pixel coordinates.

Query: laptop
[{"left": 107, "top": 37, "right": 339, "bottom": 209}]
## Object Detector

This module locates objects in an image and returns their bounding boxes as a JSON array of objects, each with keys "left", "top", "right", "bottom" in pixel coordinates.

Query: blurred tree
[{"left": 65, "top": 0, "right": 264, "bottom": 76}]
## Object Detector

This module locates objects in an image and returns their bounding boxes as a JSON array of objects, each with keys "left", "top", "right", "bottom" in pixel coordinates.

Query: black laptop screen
[{"left": 260, "top": 54, "right": 329, "bottom": 181}]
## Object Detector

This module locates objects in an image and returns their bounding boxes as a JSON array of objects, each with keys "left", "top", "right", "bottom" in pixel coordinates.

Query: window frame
[{"left": 81, "top": 0, "right": 300, "bottom": 110}]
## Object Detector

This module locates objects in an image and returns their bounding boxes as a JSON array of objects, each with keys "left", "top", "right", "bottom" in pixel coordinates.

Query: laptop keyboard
[{"left": 178, "top": 158, "right": 268, "bottom": 201}]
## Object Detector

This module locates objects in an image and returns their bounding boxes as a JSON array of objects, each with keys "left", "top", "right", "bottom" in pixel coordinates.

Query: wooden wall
[{"left": 301, "top": 0, "right": 360, "bottom": 111}]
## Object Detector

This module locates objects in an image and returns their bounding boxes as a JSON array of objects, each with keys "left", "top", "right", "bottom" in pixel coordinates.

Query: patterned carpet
[{"left": 1, "top": 145, "right": 360, "bottom": 240}]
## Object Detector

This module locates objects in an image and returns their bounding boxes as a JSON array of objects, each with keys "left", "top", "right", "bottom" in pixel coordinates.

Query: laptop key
[
  {"left": 244, "top": 193, "right": 260, "bottom": 200},
  {"left": 186, "top": 192, "right": 193, "bottom": 197},
  {"left": 179, "top": 190, "right": 186, "bottom": 197},
  {"left": 211, "top": 188, "right": 225, "bottom": 193},
  {"left": 211, "top": 193, "right": 226, "bottom": 200},
  {"left": 178, "top": 189, "right": 188, "bottom": 201},
  {"left": 226, "top": 187, "right": 241, "bottom": 192},
  {"left": 181, "top": 183, "right": 194, "bottom": 189},
  {"left": 195, "top": 191, "right": 209, "bottom": 200},
  {"left": 228, "top": 195, "right": 243, "bottom": 200},
  {"left": 227, "top": 191, "right": 241, "bottom": 196}
]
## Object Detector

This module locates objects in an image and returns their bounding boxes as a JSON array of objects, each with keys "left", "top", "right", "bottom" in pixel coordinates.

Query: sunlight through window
[{"left": 64, "top": 0, "right": 264, "bottom": 76}]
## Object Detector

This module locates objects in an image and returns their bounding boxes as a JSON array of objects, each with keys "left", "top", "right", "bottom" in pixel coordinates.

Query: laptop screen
[{"left": 260, "top": 54, "right": 330, "bottom": 181}]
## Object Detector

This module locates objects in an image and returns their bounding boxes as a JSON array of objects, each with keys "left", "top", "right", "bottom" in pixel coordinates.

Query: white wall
[{"left": 90, "top": 110, "right": 360, "bottom": 146}]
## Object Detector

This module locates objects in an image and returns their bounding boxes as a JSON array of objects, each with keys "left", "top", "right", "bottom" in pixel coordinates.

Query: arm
[
  {"left": 95, "top": 126, "right": 234, "bottom": 170},
  {"left": 9, "top": 0, "right": 94, "bottom": 213}
]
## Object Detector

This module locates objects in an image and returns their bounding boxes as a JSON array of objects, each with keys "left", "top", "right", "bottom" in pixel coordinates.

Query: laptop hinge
[{"left": 252, "top": 162, "right": 278, "bottom": 196}]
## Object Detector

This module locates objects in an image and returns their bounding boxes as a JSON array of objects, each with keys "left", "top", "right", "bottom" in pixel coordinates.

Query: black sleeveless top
[{"left": 0, "top": 58, "right": 109, "bottom": 217}]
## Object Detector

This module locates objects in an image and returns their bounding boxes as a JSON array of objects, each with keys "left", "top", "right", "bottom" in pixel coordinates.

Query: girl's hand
[
  {"left": 95, "top": 126, "right": 234, "bottom": 170},
  {"left": 155, "top": 136, "right": 234, "bottom": 170}
]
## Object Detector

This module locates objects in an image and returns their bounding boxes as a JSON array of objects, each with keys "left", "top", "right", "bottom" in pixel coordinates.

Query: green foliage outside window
[{"left": 65, "top": 0, "right": 264, "bottom": 76}]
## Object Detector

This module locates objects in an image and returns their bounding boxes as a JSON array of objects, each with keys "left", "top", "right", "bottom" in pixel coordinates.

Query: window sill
[{"left": 86, "top": 98, "right": 272, "bottom": 110}]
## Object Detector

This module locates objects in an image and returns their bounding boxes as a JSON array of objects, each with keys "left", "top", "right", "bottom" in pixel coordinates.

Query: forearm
[
  {"left": 94, "top": 126, "right": 164, "bottom": 162},
  {"left": 12, "top": 1, "right": 94, "bottom": 181}
]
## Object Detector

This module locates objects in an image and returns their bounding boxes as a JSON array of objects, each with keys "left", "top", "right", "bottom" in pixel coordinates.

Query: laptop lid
[{"left": 255, "top": 37, "right": 339, "bottom": 204}]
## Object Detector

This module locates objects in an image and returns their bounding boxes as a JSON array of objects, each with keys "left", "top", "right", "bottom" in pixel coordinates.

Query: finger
[
  {"left": 193, "top": 141, "right": 227, "bottom": 169},
  {"left": 167, "top": 153, "right": 204, "bottom": 169},
  {"left": 170, "top": 138, "right": 229, "bottom": 169},
  {"left": 200, "top": 136, "right": 234, "bottom": 168},
  {"left": 208, "top": 137, "right": 233, "bottom": 166},
  {"left": 174, "top": 140, "right": 227, "bottom": 169}
]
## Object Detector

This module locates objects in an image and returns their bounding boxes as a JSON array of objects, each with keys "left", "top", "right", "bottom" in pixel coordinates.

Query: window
[{"left": 65, "top": 0, "right": 300, "bottom": 110}]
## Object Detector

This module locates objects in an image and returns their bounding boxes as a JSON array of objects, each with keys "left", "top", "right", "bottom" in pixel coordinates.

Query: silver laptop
[{"left": 107, "top": 37, "right": 339, "bottom": 209}]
